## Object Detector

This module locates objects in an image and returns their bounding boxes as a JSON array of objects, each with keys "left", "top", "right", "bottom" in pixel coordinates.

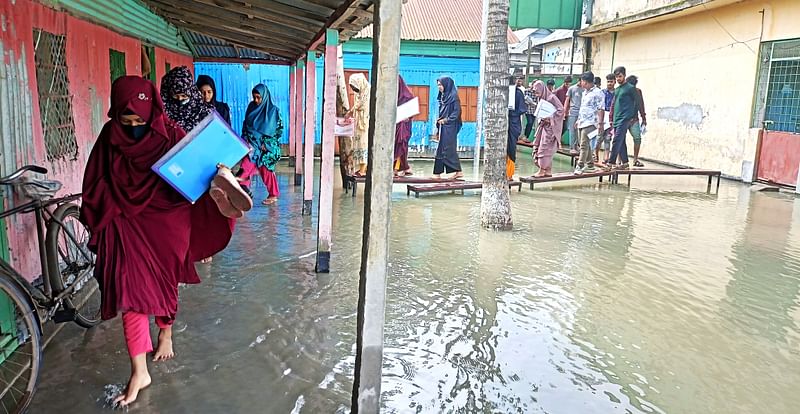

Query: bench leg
[
  {"left": 716, "top": 175, "right": 721, "bottom": 192},
  {"left": 352, "top": 182, "right": 357, "bottom": 198},
  {"left": 414, "top": 191, "right": 419, "bottom": 198},
  {"left": 627, "top": 174, "right": 631, "bottom": 185},
  {"left": 707, "top": 175, "right": 712, "bottom": 193}
]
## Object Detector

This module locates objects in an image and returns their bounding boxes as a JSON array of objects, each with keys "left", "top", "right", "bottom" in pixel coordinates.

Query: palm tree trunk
[{"left": 480, "top": 0, "right": 513, "bottom": 230}]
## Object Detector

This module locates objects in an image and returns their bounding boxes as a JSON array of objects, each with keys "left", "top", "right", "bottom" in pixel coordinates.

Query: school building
[
  {"left": 583, "top": 0, "right": 800, "bottom": 185},
  {"left": 0, "top": 0, "right": 194, "bottom": 277}
]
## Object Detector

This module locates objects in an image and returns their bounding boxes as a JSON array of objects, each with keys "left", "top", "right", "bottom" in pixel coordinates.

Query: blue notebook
[{"left": 152, "top": 112, "right": 251, "bottom": 203}]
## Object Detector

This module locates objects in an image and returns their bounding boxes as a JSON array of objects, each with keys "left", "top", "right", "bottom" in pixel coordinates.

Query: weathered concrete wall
[
  {"left": 0, "top": 0, "right": 193, "bottom": 279},
  {"left": 589, "top": 0, "right": 799, "bottom": 179},
  {"left": 542, "top": 38, "right": 585, "bottom": 76},
  {"left": 592, "top": 0, "right": 683, "bottom": 24}
]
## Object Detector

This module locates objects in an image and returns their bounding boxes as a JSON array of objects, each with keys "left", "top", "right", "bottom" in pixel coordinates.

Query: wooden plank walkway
[
  {"left": 519, "top": 167, "right": 722, "bottom": 192},
  {"left": 520, "top": 170, "right": 615, "bottom": 189},
  {"left": 345, "top": 175, "right": 458, "bottom": 197},
  {"left": 616, "top": 168, "right": 722, "bottom": 191},
  {"left": 406, "top": 180, "right": 523, "bottom": 198}
]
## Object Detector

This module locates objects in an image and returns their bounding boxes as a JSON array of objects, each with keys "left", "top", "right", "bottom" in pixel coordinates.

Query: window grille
[
  {"left": 109, "top": 49, "right": 126, "bottom": 84},
  {"left": 752, "top": 38, "right": 800, "bottom": 133},
  {"left": 33, "top": 29, "right": 78, "bottom": 161}
]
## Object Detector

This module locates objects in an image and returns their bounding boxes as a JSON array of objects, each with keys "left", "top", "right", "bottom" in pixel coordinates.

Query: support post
[
  {"left": 351, "top": 0, "right": 402, "bottom": 411},
  {"left": 303, "top": 51, "right": 316, "bottom": 215},
  {"left": 315, "top": 29, "right": 338, "bottom": 273},
  {"left": 474, "top": 0, "right": 490, "bottom": 173},
  {"left": 525, "top": 37, "right": 532, "bottom": 81},
  {"left": 295, "top": 62, "right": 305, "bottom": 186},
  {"left": 289, "top": 65, "right": 296, "bottom": 165}
]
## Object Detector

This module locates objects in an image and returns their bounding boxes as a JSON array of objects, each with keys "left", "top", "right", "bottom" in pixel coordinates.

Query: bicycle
[{"left": 0, "top": 165, "right": 100, "bottom": 413}]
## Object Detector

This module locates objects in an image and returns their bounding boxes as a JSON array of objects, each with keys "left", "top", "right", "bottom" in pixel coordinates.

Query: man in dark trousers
[{"left": 606, "top": 66, "right": 636, "bottom": 170}]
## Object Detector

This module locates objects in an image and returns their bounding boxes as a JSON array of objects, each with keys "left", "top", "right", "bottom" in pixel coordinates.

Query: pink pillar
[
  {"left": 315, "top": 29, "right": 338, "bottom": 273},
  {"left": 294, "top": 62, "right": 304, "bottom": 186},
  {"left": 303, "top": 51, "right": 316, "bottom": 215},
  {"left": 288, "top": 66, "right": 296, "bottom": 160}
]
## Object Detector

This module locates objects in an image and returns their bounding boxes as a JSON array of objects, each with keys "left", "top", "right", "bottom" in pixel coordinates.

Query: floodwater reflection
[{"left": 30, "top": 160, "right": 800, "bottom": 413}]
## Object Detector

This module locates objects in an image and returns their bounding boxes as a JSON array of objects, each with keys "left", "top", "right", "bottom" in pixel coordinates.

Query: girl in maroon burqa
[
  {"left": 394, "top": 75, "right": 415, "bottom": 176},
  {"left": 80, "top": 76, "right": 235, "bottom": 407}
]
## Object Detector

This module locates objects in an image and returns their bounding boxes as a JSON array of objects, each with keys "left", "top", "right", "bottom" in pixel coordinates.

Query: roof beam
[
  {"left": 147, "top": 2, "right": 314, "bottom": 48},
  {"left": 250, "top": 0, "right": 336, "bottom": 17},
  {"left": 193, "top": 56, "right": 291, "bottom": 65},
  {"left": 185, "top": 0, "right": 324, "bottom": 32},
  {"left": 165, "top": 20, "right": 305, "bottom": 57},
  {"left": 308, "top": 0, "right": 364, "bottom": 48}
]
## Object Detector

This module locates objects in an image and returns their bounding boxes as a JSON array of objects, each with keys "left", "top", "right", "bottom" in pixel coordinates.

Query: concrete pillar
[
  {"left": 350, "top": 0, "right": 402, "bottom": 411},
  {"left": 288, "top": 65, "right": 296, "bottom": 165},
  {"left": 315, "top": 29, "right": 338, "bottom": 273},
  {"left": 294, "top": 62, "right": 305, "bottom": 186},
  {"left": 303, "top": 51, "right": 316, "bottom": 215}
]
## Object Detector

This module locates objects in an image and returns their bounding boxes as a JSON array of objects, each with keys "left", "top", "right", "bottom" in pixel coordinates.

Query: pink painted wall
[
  {"left": 757, "top": 130, "right": 800, "bottom": 187},
  {"left": 0, "top": 0, "right": 192, "bottom": 279}
]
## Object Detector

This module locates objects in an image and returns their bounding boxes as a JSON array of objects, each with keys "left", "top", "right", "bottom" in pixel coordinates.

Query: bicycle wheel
[
  {"left": 45, "top": 203, "right": 100, "bottom": 328},
  {"left": 0, "top": 274, "right": 42, "bottom": 414}
]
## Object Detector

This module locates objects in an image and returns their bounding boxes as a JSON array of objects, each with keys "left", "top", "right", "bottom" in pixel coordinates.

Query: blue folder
[{"left": 152, "top": 112, "right": 251, "bottom": 203}]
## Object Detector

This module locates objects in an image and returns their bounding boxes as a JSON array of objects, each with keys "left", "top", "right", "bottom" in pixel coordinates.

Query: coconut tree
[{"left": 479, "top": 0, "right": 513, "bottom": 230}]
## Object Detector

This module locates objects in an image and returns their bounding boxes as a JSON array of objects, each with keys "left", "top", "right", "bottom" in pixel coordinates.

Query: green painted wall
[
  {"left": 45, "top": 0, "right": 192, "bottom": 55},
  {"left": 343, "top": 39, "right": 479, "bottom": 58}
]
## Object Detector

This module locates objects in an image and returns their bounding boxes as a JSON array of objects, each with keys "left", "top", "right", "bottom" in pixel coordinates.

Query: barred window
[
  {"left": 33, "top": 29, "right": 78, "bottom": 161},
  {"left": 109, "top": 49, "right": 126, "bottom": 84},
  {"left": 752, "top": 38, "right": 800, "bottom": 133}
]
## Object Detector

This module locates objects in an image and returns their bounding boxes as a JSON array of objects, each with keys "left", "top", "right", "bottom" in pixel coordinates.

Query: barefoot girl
[{"left": 81, "top": 76, "right": 240, "bottom": 407}]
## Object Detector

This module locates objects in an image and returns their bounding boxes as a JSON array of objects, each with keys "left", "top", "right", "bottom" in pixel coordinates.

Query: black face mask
[{"left": 124, "top": 124, "right": 149, "bottom": 141}]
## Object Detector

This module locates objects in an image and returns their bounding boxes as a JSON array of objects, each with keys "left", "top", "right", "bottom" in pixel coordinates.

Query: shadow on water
[{"left": 29, "top": 160, "right": 800, "bottom": 413}]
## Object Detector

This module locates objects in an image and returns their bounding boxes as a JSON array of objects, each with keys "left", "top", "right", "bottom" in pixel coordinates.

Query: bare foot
[
  {"left": 153, "top": 328, "right": 175, "bottom": 362},
  {"left": 432, "top": 174, "right": 442, "bottom": 180},
  {"left": 262, "top": 197, "right": 278, "bottom": 205},
  {"left": 200, "top": 257, "right": 212, "bottom": 264},
  {"left": 451, "top": 172, "right": 464, "bottom": 180},
  {"left": 114, "top": 371, "right": 151, "bottom": 407}
]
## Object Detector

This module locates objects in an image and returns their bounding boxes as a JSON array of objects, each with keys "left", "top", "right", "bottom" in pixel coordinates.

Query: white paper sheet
[
  {"left": 335, "top": 117, "right": 354, "bottom": 136},
  {"left": 396, "top": 97, "right": 420, "bottom": 123},
  {"left": 534, "top": 99, "right": 557, "bottom": 118}
]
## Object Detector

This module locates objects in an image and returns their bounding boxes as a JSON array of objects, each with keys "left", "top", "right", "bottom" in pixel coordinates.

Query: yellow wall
[{"left": 590, "top": 0, "right": 799, "bottom": 178}]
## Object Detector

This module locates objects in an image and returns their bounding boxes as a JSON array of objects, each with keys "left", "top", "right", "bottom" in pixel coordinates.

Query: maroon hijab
[
  {"left": 81, "top": 76, "right": 186, "bottom": 236},
  {"left": 81, "top": 76, "right": 232, "bottom": 261}
]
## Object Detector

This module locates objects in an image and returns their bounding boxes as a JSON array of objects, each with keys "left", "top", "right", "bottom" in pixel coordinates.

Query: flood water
[{"left": 31, "top": 156, "right": 800, "bottom": 413}]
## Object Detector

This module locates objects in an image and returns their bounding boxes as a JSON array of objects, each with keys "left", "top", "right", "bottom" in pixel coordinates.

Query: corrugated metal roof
[
  {"left": 356, "top": 0, "right": 518, "bottom": 43},
  {"left": 185, "top": 32, "right": 291, "bottom": 63},
  {"left": 532, "top": 29, "right": 575, "bottom": 47},
  {"left": 140, "top": 0, "right": 376, "bottom": 61},
  {"left": 48, "top": 0, "right": 192, "bottom": 55}
]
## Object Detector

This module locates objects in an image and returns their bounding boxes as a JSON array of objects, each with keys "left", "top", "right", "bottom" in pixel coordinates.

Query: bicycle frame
[{"left": 0, "top": 193, "right": 88, "bottom": 304}]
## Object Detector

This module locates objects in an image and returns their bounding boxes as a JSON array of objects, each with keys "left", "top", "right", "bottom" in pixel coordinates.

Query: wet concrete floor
[{"left": 30, "top": 156, "right": 800, "bottom": 413}]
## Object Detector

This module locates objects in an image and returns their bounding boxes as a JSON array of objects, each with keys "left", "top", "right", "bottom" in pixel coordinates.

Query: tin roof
[
  {"left": 355, "top": 0, "right": 518, "bottom": 43},
  {"left": 140, "top": 0, "right": 376, "bottom": 62}
]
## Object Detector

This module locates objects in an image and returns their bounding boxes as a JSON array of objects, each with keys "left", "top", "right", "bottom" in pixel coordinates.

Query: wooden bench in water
[
  {"left": 345, "top": 175, "right": 458, "bottom": 197},
  {"left": 520, "top": 170, "right": 615, "bottom": 189},
  {"left": 406, "top": 180, "right": 523, "bottom": 198},
  {"left": 616, "top": 168, "right": 722, "bottom": 192},
  {"left": 516, "top": 140, "right": 578, "bottom": 167}
]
